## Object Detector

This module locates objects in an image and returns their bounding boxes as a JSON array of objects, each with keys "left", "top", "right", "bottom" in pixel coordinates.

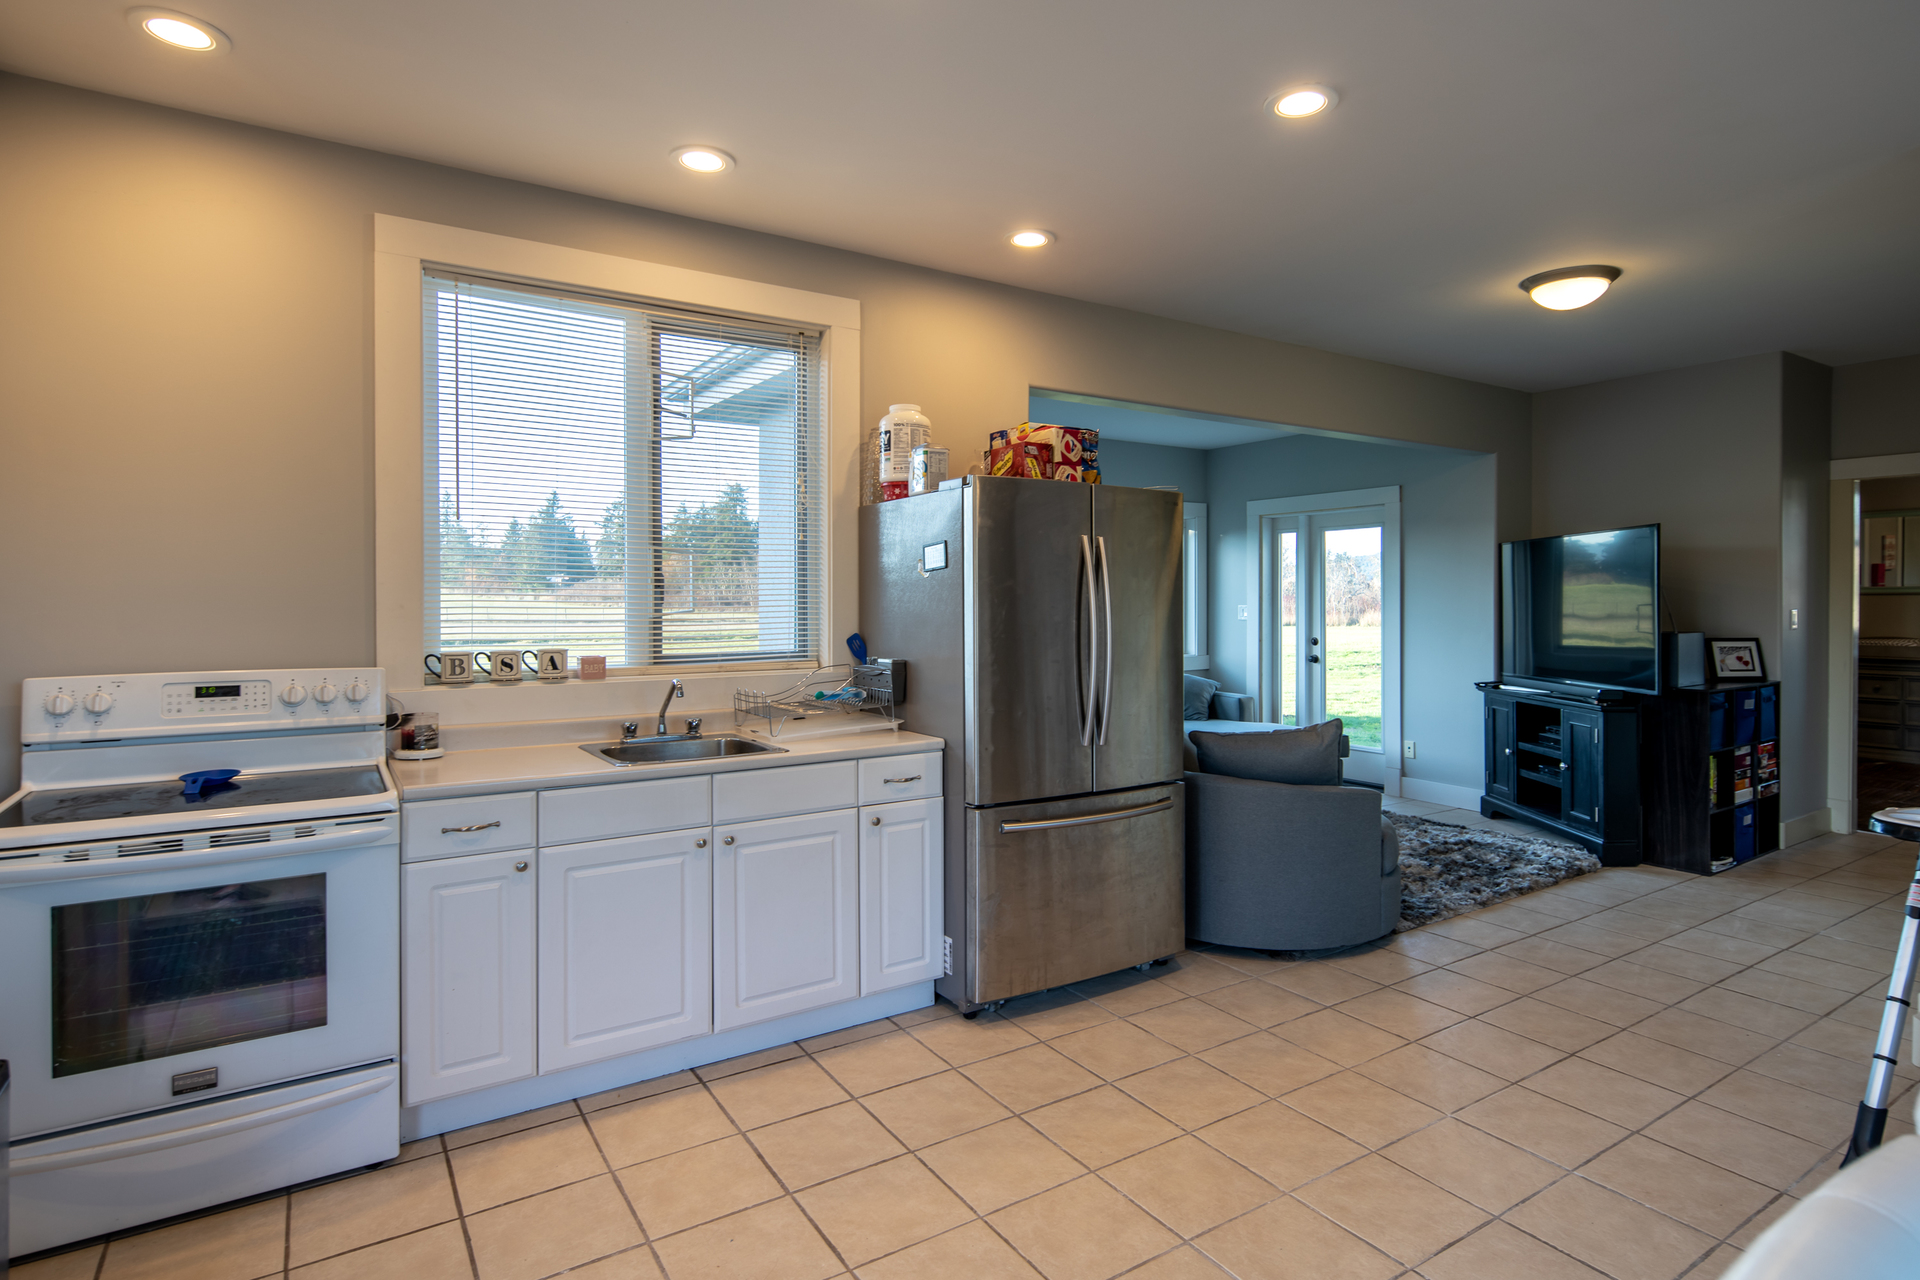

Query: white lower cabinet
[
  {"left": 859, "top": 797, "right": 946, "bottom": 995},
  {"left": 402, "top": 850, "right": 537, "bottom": 1105},
  {"left": 714, "top": 808, "right": 859, "bottom": 1031},
  {"left": 538, "top": 829, "right": 712, "bottom": 1072}
]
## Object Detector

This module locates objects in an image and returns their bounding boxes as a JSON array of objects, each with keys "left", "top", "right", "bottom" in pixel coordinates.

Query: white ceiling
[{"left": 6, "top": 0, "right": 1920, "bottom": 391}]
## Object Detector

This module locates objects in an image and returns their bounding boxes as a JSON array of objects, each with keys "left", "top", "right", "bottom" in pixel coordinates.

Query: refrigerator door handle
[
  {"left": 1095, "top": 534, "right": 1114, "bottom": 745},
  {"left": 999, "top": 796, "right": 1174, "bottom": 833},
  {"left": 1080, "top": 534, "right": 1097, "bottom": 746}
]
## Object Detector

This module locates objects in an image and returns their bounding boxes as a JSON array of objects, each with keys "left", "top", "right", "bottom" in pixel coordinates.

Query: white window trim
[
  {"left": 1182, "top": 502, "right": 1210, "bottom": 671},
  {"left": 373, "top": 215, "right": 861, "bottom": 720}
]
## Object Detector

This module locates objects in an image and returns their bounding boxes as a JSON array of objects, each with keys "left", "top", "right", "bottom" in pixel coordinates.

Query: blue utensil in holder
[{"left": 846, "top": 633, "right": 868, "bottom": 666}]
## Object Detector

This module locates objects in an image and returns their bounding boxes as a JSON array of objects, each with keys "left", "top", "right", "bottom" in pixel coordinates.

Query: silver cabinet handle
[
  {"left": 1080, "top": 533, "right": 1097, "bottom": 747},
  {"left": 1001, "top": 797, "right": 1173, "bottom": 834},
  {"left": 1096, "top": 533, "right": 1113, "bottom": 746},
  {"left": 442, "top": 821, "right": 502, "bottom": 834},
  {"left": 694, "top": 838, "right": 707, "bottom": 848},
  {"left": 723, "top": 836, "right": 734, "bottom": 845},
  {"left": 883, "top": 775, "right": 922, "bottom": 784},
  {"left": 513, "top": 861, "right": 528, "bottom": 872}
]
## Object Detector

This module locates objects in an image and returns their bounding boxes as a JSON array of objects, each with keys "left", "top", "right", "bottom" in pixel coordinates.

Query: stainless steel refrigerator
[{"left": 859, "top": 475, "right": 1185, "bottom": 1014}]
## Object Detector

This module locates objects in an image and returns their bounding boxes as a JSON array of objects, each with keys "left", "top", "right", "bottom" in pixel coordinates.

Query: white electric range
[{"left": 1, "top": 669, "right": 400, "bottom": 1256}]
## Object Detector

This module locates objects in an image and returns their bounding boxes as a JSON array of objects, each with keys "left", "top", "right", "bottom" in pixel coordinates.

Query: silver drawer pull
[
  {"left": 883, "top": 775, "right": 922, "bottom": 784},
  {"left": 441, "top": 821, "right": 502, "bottom": 834},
  {"left": 1001, "top": 797, "right": 1174, "bottom": 834}
]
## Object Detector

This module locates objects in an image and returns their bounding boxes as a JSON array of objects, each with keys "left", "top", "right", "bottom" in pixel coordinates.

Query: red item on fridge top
[
  {"left": 881, "top": 481, "right": 910, "bottom": 501},
  {"left": 989, "top": 442, "right": 1054, "bottom": 479}
]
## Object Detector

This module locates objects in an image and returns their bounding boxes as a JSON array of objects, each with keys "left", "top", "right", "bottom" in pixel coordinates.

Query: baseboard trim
[
  {"left": 1399, "top": 778, "right": 1483, "bottom": 810},
  {"left": 1784, "top": 808, "right": 1833, "bottom": 846}
]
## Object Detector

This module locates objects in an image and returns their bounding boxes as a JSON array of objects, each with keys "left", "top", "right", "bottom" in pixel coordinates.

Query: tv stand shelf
[{"left": 1480, "top": 684, "right": 1642, "bottom": 866}]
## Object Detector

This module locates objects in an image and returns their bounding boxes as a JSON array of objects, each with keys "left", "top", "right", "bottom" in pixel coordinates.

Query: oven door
[{"left": 0, "top": 817, "right": 398, "bottom": 1138}]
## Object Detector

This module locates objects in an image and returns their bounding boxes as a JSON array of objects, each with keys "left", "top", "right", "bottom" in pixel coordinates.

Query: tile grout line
[{"left": 570, "top": 1089, "right": 674, "bottom": 1280}]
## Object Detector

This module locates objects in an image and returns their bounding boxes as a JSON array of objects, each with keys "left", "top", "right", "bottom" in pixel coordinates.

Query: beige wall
[
  {"left": 1833, "top": 354, "right": 1920, "bottom": 460},
  {"left": 0, "top": 74, "right": 1530, "bottom": 793},
  {"left": 1532, "top": 353, "right": 1832, "bottom": 828}
]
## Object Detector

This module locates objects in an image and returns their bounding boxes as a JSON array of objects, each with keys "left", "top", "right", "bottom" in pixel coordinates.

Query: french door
[{"left": 1250, "top": 488, "right": 1400, "bottom": 789}]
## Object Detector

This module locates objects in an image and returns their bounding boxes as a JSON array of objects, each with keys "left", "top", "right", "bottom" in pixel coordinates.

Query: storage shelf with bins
[
  {"left": 1644, "top": 682, "right": 1780, "bottom": 875},
  {"left": 1859, "top": 658, "right": 1920, "bottom": 765}
]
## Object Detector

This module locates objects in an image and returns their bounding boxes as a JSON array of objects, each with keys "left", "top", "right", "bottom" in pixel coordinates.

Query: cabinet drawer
[
  {"left": 1861, "top": 677, "right": 1903, "bottom": 700},
  {"left": 404, "top": 793, "right": 536, "bottom": 862},
  {"left": 539, "top": 775, "right": 711, "bottom": 846},
  {"left": 859, "top": 752, "right": 942, "bottom": 804},
  {"left": 714, "top": 761, "right": 857, "bottom": 822},
  {"left": 1860, "top": 699, "right": 1902, "bottom": 726},
  {"left": 1860, "top": 724, "right": 1904, "bottom": 749}
]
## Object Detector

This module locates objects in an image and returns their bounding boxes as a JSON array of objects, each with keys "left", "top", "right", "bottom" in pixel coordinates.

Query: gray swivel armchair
[{"left": 1184, "top": 722, "right": 1401, "bottom": 952}]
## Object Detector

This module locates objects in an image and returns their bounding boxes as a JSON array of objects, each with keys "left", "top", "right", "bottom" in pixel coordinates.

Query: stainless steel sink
[{"left": 582, "top": 735, "right": 786, "bottom": 766}]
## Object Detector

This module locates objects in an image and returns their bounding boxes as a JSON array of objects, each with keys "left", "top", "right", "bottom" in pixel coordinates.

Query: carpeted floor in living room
[{"left": 14, "top": 810, "right": 1917, "bottom": 1280}]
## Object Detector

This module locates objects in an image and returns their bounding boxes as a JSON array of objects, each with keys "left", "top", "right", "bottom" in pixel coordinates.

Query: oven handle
[
  {"left": 9, "top": 1070, "right": 395, "bottom": 1176},
  {"left": 0, "top": 819, "right": 396, "bottom": 884}
]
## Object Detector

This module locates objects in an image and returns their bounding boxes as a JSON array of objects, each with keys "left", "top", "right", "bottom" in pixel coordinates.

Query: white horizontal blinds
[{"left": 422, "top": 271, "right": 823, "bottom": 670}]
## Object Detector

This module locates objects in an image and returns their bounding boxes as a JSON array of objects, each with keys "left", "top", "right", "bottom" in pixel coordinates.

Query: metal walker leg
[{"left": 1842, "top": 843, "right": 1920, "bottom": 1166}]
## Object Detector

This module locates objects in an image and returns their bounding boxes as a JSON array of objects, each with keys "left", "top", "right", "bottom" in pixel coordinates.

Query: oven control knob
[
  {"left": 279, "top": 683, "right": 308, "bottom": 707},
  {"left": 82, "top": 691, "right": 114, "bottom": 714},
  {"left": 346, "top": 679, "right": 370, "bottom": 703},
  {"left": 45, "top": 692, "right": 75, "bottom": 716},
  {"left": 313, "top": 682, "right": 339, "bottom": 705}
]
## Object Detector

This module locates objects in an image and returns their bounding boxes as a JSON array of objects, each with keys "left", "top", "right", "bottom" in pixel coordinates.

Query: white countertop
[{"left": 391, "top": 726, "right": 945, "bottom": 802}]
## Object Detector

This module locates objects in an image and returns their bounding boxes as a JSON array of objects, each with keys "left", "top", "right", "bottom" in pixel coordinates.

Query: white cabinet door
[
  {"left": 402, "top": 850, "right": 536, "bottom": 1105},
  {"left": 714, "top": 809, "right": 858, "bottom": 1030},
  {"left": 859, "top": 798, "right": 945, "bottom": 995},
  {"left": 538, "top": 828, "right": 713, "bottom": 1072}
]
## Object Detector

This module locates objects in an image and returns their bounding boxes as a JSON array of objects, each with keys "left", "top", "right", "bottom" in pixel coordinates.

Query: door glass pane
[
  {"left": 1322, "top": 526, "right": 1382, "bottom": 749},
  {"left": 52, "top": 874, "right": 328, "bottom": 1077},
  {"left": 1278, "top": 530, "right": 1297, "bottom": 725}
]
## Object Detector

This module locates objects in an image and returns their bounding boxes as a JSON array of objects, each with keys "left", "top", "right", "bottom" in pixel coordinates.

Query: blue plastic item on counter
[{"left": 846, "top": 633, "right": 868, "bottom": 666}]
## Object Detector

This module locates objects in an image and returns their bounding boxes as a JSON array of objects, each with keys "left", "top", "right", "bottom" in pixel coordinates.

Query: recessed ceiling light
[
  {"left": 1009, "top": 230, "right": 1053, "bottom": 248},
  {"left": 1519, "top": 265, "right": 1622, "bottom": 310},
  {"left": 672, "top": 146, "right": 734, "bottom": 173},
  {"left": 1269, "top": 85, "right": 1336, "bottom": 118},
  {"left": 128, "top": 7, "right": 229, "bottom": 51}
]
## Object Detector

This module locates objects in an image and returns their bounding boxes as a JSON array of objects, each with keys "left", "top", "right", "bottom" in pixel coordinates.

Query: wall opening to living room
[{"left": 1026, "top": 390, "right": 1497, "bottom": 807}]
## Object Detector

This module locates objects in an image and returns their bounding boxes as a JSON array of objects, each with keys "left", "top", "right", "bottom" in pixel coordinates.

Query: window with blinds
[{"left": 423, "top": 271, "right": 824, "bottom": 671}]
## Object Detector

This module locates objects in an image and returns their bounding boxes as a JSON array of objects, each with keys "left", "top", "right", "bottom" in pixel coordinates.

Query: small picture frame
[{"left": 1707, "top": 638, "right": 1766, "bottom": 681}]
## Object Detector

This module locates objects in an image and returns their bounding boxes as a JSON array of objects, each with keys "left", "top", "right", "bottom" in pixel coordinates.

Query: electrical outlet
[
  {"left": 1403, "top": 740, "right": 1416, "bottom": 759},
  {"left": 1237, "top": 605, "right": 1249, "bottom": 620}
]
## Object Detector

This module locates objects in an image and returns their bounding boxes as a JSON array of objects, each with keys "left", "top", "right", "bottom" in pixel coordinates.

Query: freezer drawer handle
[
  {"left": 441, "top": 821, "right": 502, "bottom": 834},
  {"left": 999, "top": 797, "right": 1174, "bottom": 834},
  {"left": 8, "top": 1070, "right": 395, "bottom": 1176}
]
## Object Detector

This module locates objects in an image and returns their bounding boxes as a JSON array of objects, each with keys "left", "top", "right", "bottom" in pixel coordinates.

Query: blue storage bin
[
  {"left": 1733, "top": 803, "right": 1756, "bottom": 862},
  {"left": 1758, "top": 685, "right": 1777, "bottom": 741},
  {"left": 1733, "top": 691, "right": 1758, "bottom": 747}
]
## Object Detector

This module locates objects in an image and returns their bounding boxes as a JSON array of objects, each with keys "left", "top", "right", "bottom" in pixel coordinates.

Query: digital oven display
[{"left": 194, "top": 685, "right": 243, "bottom": 699}]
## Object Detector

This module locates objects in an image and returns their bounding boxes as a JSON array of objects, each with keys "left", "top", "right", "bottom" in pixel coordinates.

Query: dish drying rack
[{"left": 733, "top": 664, "right": 901, "bottom": 739}]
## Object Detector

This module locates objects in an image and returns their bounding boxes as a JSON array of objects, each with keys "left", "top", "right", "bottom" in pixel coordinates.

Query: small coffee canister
[
  {"left": 390, "top": 711, "right": 443, "bottom": 760},
  {"left": 909, "top": 446, "right": 949, "bottom": 496}
]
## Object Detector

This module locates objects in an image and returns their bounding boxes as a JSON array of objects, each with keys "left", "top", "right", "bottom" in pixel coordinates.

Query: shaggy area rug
[{"left": 1391, "top": 813, "right": 1601, "bottom": 931}]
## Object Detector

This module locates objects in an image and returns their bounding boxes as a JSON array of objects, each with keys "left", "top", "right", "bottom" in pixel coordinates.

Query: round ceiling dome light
[
  {"left": 1269, "top": 85, "right": 1336, "bottom": 118},
  {"left": 1519, "top": 264, "right": 1623, "bottom": 310},
  {"left": 1009, "top": 230, "right": 1053, "bottom": 248},
  {"left": 672, "top": 146, "right": 734, "bottom": 173},
  {"left": 128, "top": 7, "right": 229, "bottom": 51}
]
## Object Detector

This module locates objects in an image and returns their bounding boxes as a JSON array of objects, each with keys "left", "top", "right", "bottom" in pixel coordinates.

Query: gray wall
[
  {"left": 1833, "top": 354, "right": 1920, "bottom": 460},
  {"left": 1533, "top": 353, "right": 1831, "bottom": 827},
  {"left": 0, "top": 74, "right": 1533, "bottom": 794},
  {"left": 1093, "top": 441, "right": 1209, "bottom": 500},
  {"left": 1204, "top": 435, "right": 1499, "bottom": 797}
]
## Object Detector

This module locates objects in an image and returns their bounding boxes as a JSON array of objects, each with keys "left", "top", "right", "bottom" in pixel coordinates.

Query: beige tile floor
[{"left": 16, "top": 819, "right": 1920, "bottom": 1280}]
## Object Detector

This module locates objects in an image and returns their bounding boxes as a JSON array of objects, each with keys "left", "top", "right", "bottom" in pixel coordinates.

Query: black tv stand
[{"left": 1480, "top": 683, "right": 1643, "bottom": 865}]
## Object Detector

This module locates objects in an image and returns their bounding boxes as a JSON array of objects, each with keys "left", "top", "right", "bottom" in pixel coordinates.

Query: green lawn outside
[{"left": 1323, "top": 624, "right": 1382, "bottom": 749}]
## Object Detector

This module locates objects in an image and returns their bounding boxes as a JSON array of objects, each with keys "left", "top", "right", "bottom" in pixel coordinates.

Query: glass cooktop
[{"left": 5, "top": 766, "right": 389, "bottom": 828}]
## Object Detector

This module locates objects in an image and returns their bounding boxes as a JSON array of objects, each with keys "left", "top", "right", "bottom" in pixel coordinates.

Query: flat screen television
[{"left": 1501, "top": 523, "right": 1660, "bottom": 695}]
